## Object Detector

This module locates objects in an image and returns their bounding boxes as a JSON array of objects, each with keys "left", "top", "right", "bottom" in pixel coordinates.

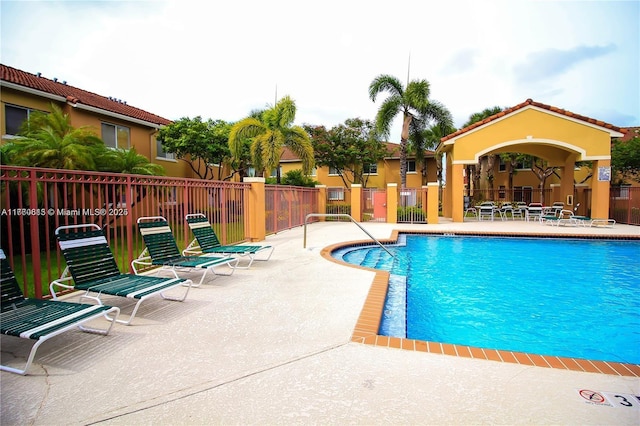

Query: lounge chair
[
  {"left": 573, "top": 216, "right": 616, "bottom": 228},
  {"left": 134, "top": 216, "right": 238, "bottom": 286},
  {"left": 183, "top": 213, "right": 275, "bottom": 269},
  {"left": 52, "top": 224, "right": 192, "bottom": 325},
  {"left": 1, "top": 248, "right": 120, "bottom": 375},
  {"left": 546, "top": 210, "right": 579, "bottom": 226}
]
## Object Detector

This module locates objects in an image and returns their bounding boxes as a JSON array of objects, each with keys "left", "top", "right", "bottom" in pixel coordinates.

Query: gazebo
[{"left": 436, "top": 99, "right": 624, "bottom": 223}]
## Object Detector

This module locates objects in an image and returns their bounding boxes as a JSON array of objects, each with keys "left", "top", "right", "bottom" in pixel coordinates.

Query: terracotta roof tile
[
  {"left": 1, "top": 64, "right": 171, "bottom": 126},
  {"left": 440, "top": 98, "right": 624, "bottom": 143}
]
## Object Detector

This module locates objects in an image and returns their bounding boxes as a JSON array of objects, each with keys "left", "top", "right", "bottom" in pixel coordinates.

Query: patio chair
[
  {"left": 511, "top": 204, "right": 525, "bottom": 220},
  {"left": 526, "top": 203, "right": 543, "bottom": 222},
  {"left": 477, "top": 202, "right": 495, "bottom": 221},
  {"left": 499, "top": 203, "right": 514, "bottom": 221},
  {"left": 134, "top": 216, "right": 238, "bottom": 286},
  {"left": 183, "top": 213, "right": 275, "bottom": 269},
  {"left": 1, "top": 248, "right": 120, "bottom": 375},
  {"left": 52, "top": 224, "right": 192, "bottom": 326}
]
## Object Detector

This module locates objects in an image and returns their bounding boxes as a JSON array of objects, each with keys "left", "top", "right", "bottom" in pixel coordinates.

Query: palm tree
[
  {"left": 462, "top": 106, "right": 503, "bottom": 195},
  {"left": 101, "top": 147, "right": 165, "bottom": 176},
  {"left": 228, "top": 96, "right": 314, "bottom": 183},
  {"left": 369, "top": 74, "right": 452, "bottom": 188},
  {"left": 414, "top": 123, "right": 456, "bottom": 186},
  {"left": 2, "top": 103, "right": 107, "bottom": 170}
]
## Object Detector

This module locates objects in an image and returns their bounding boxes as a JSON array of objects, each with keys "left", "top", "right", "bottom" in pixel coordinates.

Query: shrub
[{"left": 397, "top": 206, "right": 426, "bottom": 222}]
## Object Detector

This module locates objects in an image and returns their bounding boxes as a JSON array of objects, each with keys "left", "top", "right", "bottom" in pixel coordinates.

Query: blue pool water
[{"left": 334, "top": 234, "right": 640, "bottom": 364}]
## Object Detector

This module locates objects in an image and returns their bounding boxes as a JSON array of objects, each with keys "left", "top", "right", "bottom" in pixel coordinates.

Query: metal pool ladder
[{"left": 303, "top": 213, "right": 395, "bottom": 258}]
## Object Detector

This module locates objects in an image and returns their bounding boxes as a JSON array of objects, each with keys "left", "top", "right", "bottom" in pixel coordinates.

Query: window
[
  {"left": 327, "top": 187, "right": 345, "bottom": 201},
  {"left": 363, "top": 163, "right": 377, "bottom": 174},
  {"left": 101, "top": 123, "right": 130, "bottom": 149},
  {"left": 156, "top": 138, "right": 175, "bottom": 160},
  {"left": 407, "top": 160, "right": 416, "bottom": 173},
  {"left": 329, "top": 166, "right": 340, "bottom": 175},
  {"left": 499, "top": 185, "right": 506, "bottom": 199},
  {"left": 499, "top": 158, "right": 507, "bottom": 172},
  {"left": 4, "top": 105, "right": 38, "bottom": 135}
]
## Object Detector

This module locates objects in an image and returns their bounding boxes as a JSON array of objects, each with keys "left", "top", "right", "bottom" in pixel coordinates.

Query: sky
[{"left": 1, "top": 0, "right": 639, "bottom": 143}]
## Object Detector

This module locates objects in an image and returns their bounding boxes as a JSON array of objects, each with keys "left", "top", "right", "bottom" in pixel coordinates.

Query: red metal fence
[
  {"left": 0, "top": 166, "right": 249, "bottom": 298},
  {"left": 265, "top": 184, "right": 319, "bottom": 234},
  {"left": 610, "top": 186, "right": 640, "bottom": 225},
  {"left": 0, "top": 166, "right": 321, "bottom": 298}
]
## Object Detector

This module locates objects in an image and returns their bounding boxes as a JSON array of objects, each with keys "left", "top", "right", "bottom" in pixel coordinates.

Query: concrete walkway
[{"left": 2, "top": 219, "right": 639, "bottom": 425}]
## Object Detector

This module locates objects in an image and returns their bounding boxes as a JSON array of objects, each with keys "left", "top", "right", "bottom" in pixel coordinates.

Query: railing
[
  {"left": 0, "top": 166, "right": 250, "bottom": 298},
  {"left": 465, "top": 188, "right": 553, "bottom": 205},
  {"left": 265, "top": 185, "right": 319, "bottom": 234},
  {"left": 303, "top": 213, "right": 394, "bottom": 257},
  {"left": 397, "top": 187, "right": 427, "bottom": 224},
  {"left": 610, "top": 186, "right": 640, "bottom": 225}
]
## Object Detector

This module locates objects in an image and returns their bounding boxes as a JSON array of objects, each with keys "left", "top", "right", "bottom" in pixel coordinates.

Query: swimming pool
[{"left": 333, "top": 234, "right": 640, "bottom": 365}]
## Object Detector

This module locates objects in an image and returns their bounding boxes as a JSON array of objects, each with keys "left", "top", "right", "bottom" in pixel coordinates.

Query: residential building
[
  {"left": 279, "top": 142, "right": 440, "bottom": 189},
  {"left": 0, "top": 63, "right": 191, "bottom": 177}
]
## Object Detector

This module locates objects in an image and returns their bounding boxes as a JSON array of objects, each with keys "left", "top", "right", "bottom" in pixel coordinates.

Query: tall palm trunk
[{"left": 399, "top": 114, "right": 412, "bottom": 188}]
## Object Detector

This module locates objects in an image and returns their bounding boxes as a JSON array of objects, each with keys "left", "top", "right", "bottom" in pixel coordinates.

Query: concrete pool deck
[{"left": 2, "top": 219, "right": 639, "bottom": 425}]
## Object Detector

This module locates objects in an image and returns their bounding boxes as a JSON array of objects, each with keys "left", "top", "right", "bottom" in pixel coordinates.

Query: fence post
[
  {"left": 244, "top": 177, "right": 266, "bottom": 242},
  {"left": 28, "top": 169, "right": 42, "bottom": 298},
  {"left": 125, "top": 175, "right": 134, "bottom": 273},
  {"left": 427, "top": 182, "right": 439, "bottom": 224},
  {"left": 386, "top": 183, "right": 397, "bottom": 224},
  {"left": 351, "top": 184, "right": 362, "bottom": 221}
]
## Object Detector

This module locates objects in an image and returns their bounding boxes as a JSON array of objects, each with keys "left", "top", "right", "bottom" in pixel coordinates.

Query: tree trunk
[{"left": 399, "top": 114, "right": 412, "bottom": 188}]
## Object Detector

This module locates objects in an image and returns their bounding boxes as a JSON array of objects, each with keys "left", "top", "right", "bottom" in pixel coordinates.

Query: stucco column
[
  {"left": 451, "top": 163, "right": 464, "bottom": 223},
  {"left": 350, "top": 184, "right": 362, "bottom": 222},
  {"left": 315, "top": 185, "right": 326, "bottom": 221},
  {"left": 426, "top": 182, "right": 439, "bottom": 224},
  {"left": 591, "top": 159, "right": 611, "bottom": 219},
  {"left": 386, "top": 183, "right": 397, "bottom": 224},
  {"left": 443, "top": 156, "right": 453, "bottom": 218},
  {"left": 244, "top": 177, "right": 266, "bottom": 242}
]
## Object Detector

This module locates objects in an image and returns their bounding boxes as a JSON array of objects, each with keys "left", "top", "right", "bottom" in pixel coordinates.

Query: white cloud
[{"left": 1, "top": 0, "right": 638, "bottom": 137}]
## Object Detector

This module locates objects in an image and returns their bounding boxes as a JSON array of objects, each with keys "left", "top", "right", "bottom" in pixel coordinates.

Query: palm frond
[
  {"left": 376, "top": 97, "right": 403, "bottom": 138},
  {"left": 274, "top": 96, "right": 297, "bottom": 128},
  {"left": 284, "top": 126, "right": 315, "bottom": 173},
  {"left": 404, "top": 80, "right": 431, "bottom": 112},
  {"left": 229, "top": 117, "right": 265, "bottom": 158},
  {"left": 368, "top": 74, "right": 403, "bottom": 102}
]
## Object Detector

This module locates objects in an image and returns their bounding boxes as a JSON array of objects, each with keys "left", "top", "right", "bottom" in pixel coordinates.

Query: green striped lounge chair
[
  {"left": 183, "top": 213, "right": 274, "bottom": 269},
  {"left": 134, "top": 216, "right": 238, "bottom": 287},
  {"left": 1, "top": 248, "right": 120, "bottom": 375},
  {"left": 52, "top": 224, "right": 192, "bottom": 326}
]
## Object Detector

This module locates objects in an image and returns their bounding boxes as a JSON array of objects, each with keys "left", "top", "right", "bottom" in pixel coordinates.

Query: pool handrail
[{"left": 303, "top": 213, "right": 395, "bottom": 258}]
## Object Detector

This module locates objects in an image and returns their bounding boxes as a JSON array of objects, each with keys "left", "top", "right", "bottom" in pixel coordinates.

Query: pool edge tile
[{"left": 338, "top": 231, "right": 640, "bottom": 376}]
